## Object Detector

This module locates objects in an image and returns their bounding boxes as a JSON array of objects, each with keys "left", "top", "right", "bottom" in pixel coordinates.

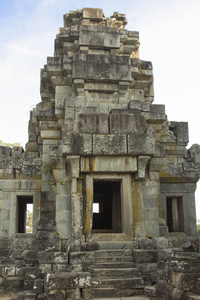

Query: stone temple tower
[{"left": 0, "top": 8, "right": 200, "bottom": 299}]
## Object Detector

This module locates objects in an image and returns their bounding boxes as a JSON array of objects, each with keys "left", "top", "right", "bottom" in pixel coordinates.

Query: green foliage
[
  {"left": 197, "top": 220, "right": 200, "bottom": 231},
  {"left": 49, "top": 181, "right": 57, "bottom": 193},
  {"left": 0, "top": 139, "right": 21, "bottom": 147},
  {"left": 45, "top": 98, "right": 55, "bottom": 108},
  {"left": 48, "top": 178, "right": 69, "bottom": 194},
  {"left": 59, "top": 178, "right": 70, "bottom": 185},
  {"left": 43, "top": 162, "right": 52, "bottom": 176},
  {"left": 26, "top": 210, "right": 33, "bottom": 233}
]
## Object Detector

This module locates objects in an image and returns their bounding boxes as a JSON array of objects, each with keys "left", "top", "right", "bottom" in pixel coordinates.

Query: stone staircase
[
  {"left": 68, "top": 240, "right": 155, "bottom": 299},
  {"left": 91, "top": 249, "right": 145, "bottom": 298}
]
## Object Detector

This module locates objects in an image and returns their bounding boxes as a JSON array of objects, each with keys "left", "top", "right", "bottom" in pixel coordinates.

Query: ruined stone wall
[{"left": 0, "top": 8, "right": 200, "bottom": 299}]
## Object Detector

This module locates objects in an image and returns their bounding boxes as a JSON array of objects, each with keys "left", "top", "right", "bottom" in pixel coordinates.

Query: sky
[{"left": 0, "top": 0, "right": 200, "bottom": 219}]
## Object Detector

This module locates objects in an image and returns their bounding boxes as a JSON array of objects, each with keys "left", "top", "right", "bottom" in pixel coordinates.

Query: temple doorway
[{"left": 92, "top": 180, "right": 122, "bottom": 233}]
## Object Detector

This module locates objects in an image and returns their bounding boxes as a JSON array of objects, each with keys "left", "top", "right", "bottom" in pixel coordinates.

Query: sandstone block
[
  {"left": 46, "top": 290, "right": 65, "bottom": 300},
  {"left": 157, "top": 249, "right": 172, "bottom": 261},
  {"left": 169, "top": 121, "right": 189, "bottom": 144},
  {"left": 83, "top": 8, "right": 103, "bottom": 20},
  {"left": 74, "top": 114, "right": 109, "bottom": 134},
  {"left": 36, "top": 102, "right": 56, "bottom": 121},
  {"left": 0, "top": 146, "right": 12, "bottom": 157},
  {"left": 93, "top": 134, "right": 127, "bottom": 155},
  {"left": 149, "top": 104, "right": 166, "bottom": 123},
  {"left": 152, "top": 237, "right": 169, "bottom": 249},
  {"left": 48, "top": 272, "right": 78, "bottom": 290},
  {"left": 41, "top": 130, "right": 60, "bottom": 139},
  {"left": 133, "top": 249, "right": 157, "bottom": 263},
  {"left": 69, "top": 252, "right": 94, "bottom": 265},
  {"left": 77, "top": 272, "right": 91, "bottom": 288},
  {"left": 110, "top": 114, "right": 147, "bottom": 134},
  {"left": 128, "top": 99, "right": 142, "bottom": 109},
  {"left": 128, "top": 133, "right": 155, "bottom": 156},
  {"left": 79, "top": 25, "right": 120, "bottom": 49},
  {"left": 73, "top": 53, "right": 131, "bottom": 82},
  {"left": 62, "top": 133, "right": 92, "bottom": 155},
  {"left": 25, "top": 142, "right": 38, "bottom": 152},
  {"left": 47, "top": 57, "right": 62, "bottom": 76}
]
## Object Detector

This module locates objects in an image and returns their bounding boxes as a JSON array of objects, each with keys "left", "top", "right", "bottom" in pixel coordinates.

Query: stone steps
[
  {"left": 93, "top": 261, "right": 135, "bottom": 269},
  {"left": 91, "top": 248, "right": 145, "bottom": 298},
  {"left": 94, "top": 249, "right": 133, "bottom": 257},
  {"left": 92, "top": 277, "right": 144, "bottom": 289},
  {"left": 93, "top": 267, "right": 141, "bottom": 279},
  {"left": 187, "top": 295, "right": 200, "bottom": 300},
  {"left": 92, "top": 288, "right": 149, "bottom": 298},
  {"left": 97, "top": 241, "right": 134, "bottom": 250},
  {"left": 94, "top": 255, "right": 134, "bottom": 263}
]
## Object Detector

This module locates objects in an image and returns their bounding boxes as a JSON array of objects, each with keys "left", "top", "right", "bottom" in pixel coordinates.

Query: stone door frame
[{"left": 84, "top": 173, "right": 133, "bottom": 240}]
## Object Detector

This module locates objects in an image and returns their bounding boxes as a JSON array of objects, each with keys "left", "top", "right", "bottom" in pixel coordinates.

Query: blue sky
[{"left": 0, "top": 0, "right": 200, "bottom": 218}]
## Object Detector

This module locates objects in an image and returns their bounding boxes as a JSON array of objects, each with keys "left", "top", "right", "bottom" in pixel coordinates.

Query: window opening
[
  {"left": 17, "top": 196, "right": 33, "bottom": 233},
  {"left": 169, "top": 126, "right": 176, "bottom": 139},
  {"left": 166, "top": 196, "right": 184, "bottom": 232},
  {"left": 93, "top": 203, "right": 100, "bottom": 213}
]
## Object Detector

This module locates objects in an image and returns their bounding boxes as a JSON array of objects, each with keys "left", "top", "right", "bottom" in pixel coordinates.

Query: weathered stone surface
[
  {"left": 152, "top": 237, "right": 169, "bottom": 249},
  {"left": 79, "top": 25, "right": 120, "bottom": 49},
  {"left": 128, "top": 132, "right": 155, "bottom": 156},
  {"left": 109, "top": 114, "right": 147, "bottom": 134},
  {"left": 73, "top": 54, "right": 132, "bottom": 81},
  {"left": 81, "top": 242, "right": 99, "bottom": 251},
  {"left": 62, "top": 132, "right": 92, "bottom": 155},
  {"left": 149, "top": 104, "right": 166, "bottom": 123},
  {"left": 93, "top": 134, "right": 127, "bottom": 155},
  {"left": 169, "top": 121, "right": 189, "bottom": 144},
  {"left": 80, "top": 156, "right": 137, "bottom": 173},
  {"left": 46, "top": 290, "right": 65, "bottom": 300},
  {"left": 36, "top": 101, "right": 56, "bottom": 121},
  {"left": 74, "top": 114, "right": 109, "bottom": 134},
  {"left": 69, "top": 252, "right": 94, "bottom": 265},
  {"left": 133, "top": 250, "right": 157, "bottom": 263},
  {"left": 82, "top": 8, "right": 103, "bottom": 20},
  {"left": 48, "top": 272, "right": 78, "bottom": 290}
]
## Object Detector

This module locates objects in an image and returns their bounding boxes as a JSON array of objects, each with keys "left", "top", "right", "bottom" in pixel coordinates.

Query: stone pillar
[
  {"left": 85, "top": 174, "right": 93, "bottom": 240},
  {"left": 66, "top": 156, "right": 83, "bottom": 250}
]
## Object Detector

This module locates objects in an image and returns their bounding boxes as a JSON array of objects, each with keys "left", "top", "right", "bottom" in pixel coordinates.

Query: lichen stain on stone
[
  {"left": 132, "top": 182, "right": 143, "bottom": 235},
  {"left": 85, "top": 186, "right": 92, "bottom": 235}
]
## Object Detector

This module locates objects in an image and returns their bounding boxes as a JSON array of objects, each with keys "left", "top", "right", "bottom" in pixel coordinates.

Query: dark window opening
[
  {"left": 92, "top": 181, "right": 122, "bottom": 233},
  {"left": 17, "top": 196, "right": 33, "bottom": 233},
  {"left": 169, "top": 126, "right": 176, "bottom": 137},
  {"left": 166, "top": 197, "right": 184, "bottom": 232}
]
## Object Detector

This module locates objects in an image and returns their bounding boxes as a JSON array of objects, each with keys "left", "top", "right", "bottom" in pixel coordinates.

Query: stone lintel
[{"left": 81, "top": 156, "right": 137, "bottom": 173}]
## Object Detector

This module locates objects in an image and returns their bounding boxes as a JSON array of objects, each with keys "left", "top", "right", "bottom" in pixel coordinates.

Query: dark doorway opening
[
  {"left": 92, "top": 181, "right": 122, "bottom": 233},
  {"left": 17, "top": 196, "right": 33, "bottom": 233},
  {"left": 166, "top": 196, "right": 184, "bottom": 232}
]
